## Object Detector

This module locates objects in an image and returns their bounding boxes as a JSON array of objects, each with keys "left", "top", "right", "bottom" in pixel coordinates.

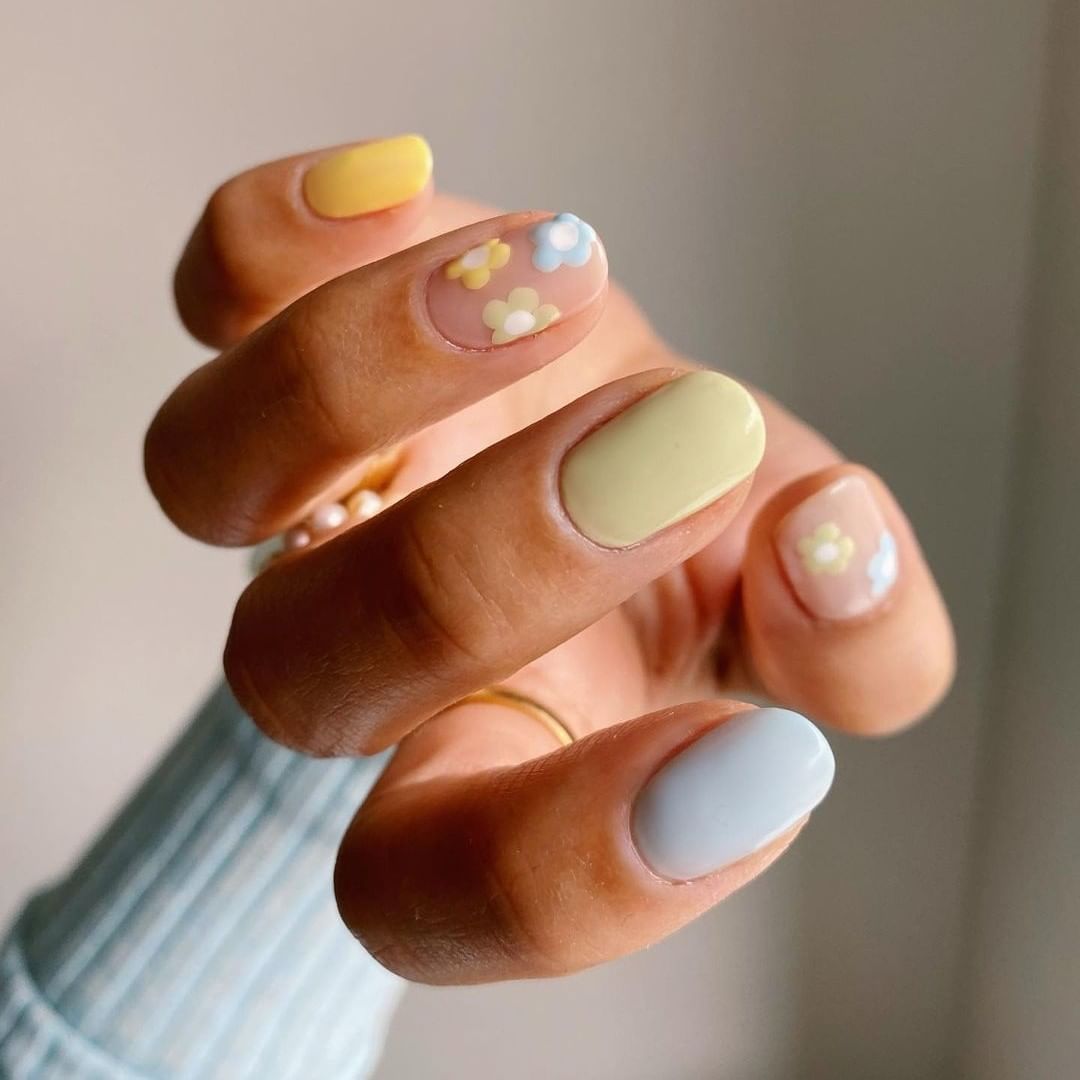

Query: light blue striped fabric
[{"left": 0, "top": 683, "right": 404, "bottom": 1078}]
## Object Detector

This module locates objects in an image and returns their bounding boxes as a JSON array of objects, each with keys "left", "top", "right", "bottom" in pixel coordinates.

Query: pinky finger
[
  {"left": 739, "top": 464, "right": 955, "bottom": 736},
  {"left": 335, "top": 699, "right": 834, "bottom": 985}
]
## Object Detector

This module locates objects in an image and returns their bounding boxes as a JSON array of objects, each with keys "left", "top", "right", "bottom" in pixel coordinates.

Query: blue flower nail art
[
  {"left": 530, "top": 212, "right": 597, "bottom": 272},
  {"left": 867, "top": 530, "right": 899, "bottom": 598}
]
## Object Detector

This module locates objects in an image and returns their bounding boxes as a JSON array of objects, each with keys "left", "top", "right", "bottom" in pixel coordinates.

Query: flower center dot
[
  {"left": 816, "top": 542, "right": 839, "bottom": 564},
  {"left": 548, "top": 222, "right": 579, "bottom": 251},
  {"left": 504, "top": 310, "right": 536, "bottom": 336},
  {"left": 461, "top": 245, "right": 490, "bottom": 269}
]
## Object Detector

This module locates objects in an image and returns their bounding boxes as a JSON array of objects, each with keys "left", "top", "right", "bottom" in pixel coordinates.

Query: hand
[{"left": 145, "top": 135, "right": 954, "bottom": 985}]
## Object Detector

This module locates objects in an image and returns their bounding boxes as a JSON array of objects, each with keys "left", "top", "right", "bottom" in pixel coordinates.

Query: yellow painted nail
[
  {"left": 560, "top": 371, "right": 766, "bottom": 548},
  {"left": 303, "top": 134, "right": 433, "bottom": 219}
]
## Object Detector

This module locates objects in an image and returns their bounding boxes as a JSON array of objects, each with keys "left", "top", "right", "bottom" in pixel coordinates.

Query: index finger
[{"left": 175, "top": 134, "right": 439, "bottom": 348}]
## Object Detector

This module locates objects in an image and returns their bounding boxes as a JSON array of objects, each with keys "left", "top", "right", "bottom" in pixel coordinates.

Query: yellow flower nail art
[
  {"left": 797, "top": 522, "right": 855, "bottom": 575},
  {"left": 482, "top": 287, "right": 559, "bottom": 345},
  {"left": 444, "top": 238, "right": 511, "bottom": 290}
]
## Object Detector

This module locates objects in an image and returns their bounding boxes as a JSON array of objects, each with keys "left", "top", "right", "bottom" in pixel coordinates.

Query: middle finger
[
  {"left": 225, "top": 369, "right": 766, "bottom": 755},
  {"left": 145, "top": 211, "right": 609, "bottom": 546}
]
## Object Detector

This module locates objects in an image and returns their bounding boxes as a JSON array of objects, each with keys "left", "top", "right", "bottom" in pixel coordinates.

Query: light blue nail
[{"left": 632, "top": 708, "right": 835, "bottom": 881}]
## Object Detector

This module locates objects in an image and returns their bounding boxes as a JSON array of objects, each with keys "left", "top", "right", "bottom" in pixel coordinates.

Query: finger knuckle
[
  {"left": 390, "top": 508, "right": 515, "bottom": 678},
  {"left": 224, "top": 576, "right": 372, "bottom": 757},
  {"left": 198, "top": 178, "right": 266, "bottom": 310},
  {"left": 142, "top": 412, "right": 189, "bottom": 533},
  {"left": 223, "top": 589, "right": 305, "bottom": 753},
  {"left": 337, "top": 786, "right": 601, "bottom": 984},
  {"left": 173, "top": 181, "right": 266, "bottom": 347},
  {"left": 335, "top": 799, "right": 500, "bottom": 984},
  {"left": 270, "top": 301, "right": 355, "bottom": 451},
  {"left": 484, "top": 832, "right": 576, "bottom": 976},
  {"left": 222, "top": 625, "right": 289, "bottom": 748},
  {"left": 143, "top": 406, "right": 224, "bottom": 543}
]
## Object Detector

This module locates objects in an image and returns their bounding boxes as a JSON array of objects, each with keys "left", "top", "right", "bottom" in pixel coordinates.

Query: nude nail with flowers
[
  {"left": 775, "top": 475, "right": 899, "bottom": 620},
  {"left": 427, "top": 213, "right": 607, "bottom": 349}
]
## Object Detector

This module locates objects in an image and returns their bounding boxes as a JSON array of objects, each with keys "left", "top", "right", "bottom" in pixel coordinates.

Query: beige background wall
[
  {"left": 958, "top": 6, "right": 1080, "bottom": 1078},
  {"left": 0, "top": 2, "right": 1069, "bottom": 1077}
]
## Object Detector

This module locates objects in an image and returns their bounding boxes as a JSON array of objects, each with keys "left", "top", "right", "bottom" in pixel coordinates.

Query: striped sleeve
[{"left": 0, "top": 683, "right": 404, "bottom": 1079}]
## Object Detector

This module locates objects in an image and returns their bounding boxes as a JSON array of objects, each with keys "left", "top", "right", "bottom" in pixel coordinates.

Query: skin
[{"left": 145, "top": 142, "right": 955, "bottom": 986}]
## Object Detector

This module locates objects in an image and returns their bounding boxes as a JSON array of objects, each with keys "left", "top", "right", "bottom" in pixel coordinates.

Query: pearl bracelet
[{"left": 250, "top": 446, "right": 401, "bottom": 573}]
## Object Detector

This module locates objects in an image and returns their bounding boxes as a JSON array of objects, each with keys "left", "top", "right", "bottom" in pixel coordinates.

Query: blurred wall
[
  {"left": 958, "top": 4, "right": 1080, "bottom": 1077},
  {"left": 0, "top": 3, "right": 1056, "bottom": 1077}
]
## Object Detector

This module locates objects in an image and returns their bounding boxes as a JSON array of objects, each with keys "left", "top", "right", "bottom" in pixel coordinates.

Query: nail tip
[
  {"left": 759, "top": 706, "right": 836, "bottom": 799},
  {"left": 683, "top": 369, "right": 767, "bottom": 465},
  {"left": 631, "top": 706, "right": 834, "bottom": 882},
  {"left": 397, "top": 133, "right": 435, "bottom": 184}
]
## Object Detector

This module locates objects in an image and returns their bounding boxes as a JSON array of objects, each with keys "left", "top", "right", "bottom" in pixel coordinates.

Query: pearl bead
[
  {"left": 308, "top": 502, "right": 348, "bottom": 532},
  {"left": 283, "top": 527, "right": 312, "bottom": 551},
  {"left": 346, "top": 489, "right": 384, "bottom": 520}
]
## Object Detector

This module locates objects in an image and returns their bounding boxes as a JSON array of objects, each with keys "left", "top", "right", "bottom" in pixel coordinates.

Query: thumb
[{"left": 335, "top": 697, "right": 835, "bottom": 985}]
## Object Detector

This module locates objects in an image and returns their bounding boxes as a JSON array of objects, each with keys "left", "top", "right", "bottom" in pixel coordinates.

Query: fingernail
[
  {"left": 632, "top": 708, "right": 835, "bottom": 881},
  {"left": 560, "top": 370, "right": 766, "bottom": 548},
  {"left": 775, "top": 474, "right": 899, "bottom": 620},
  {"left": 303, "top": 134, "right": 433, "bottom": 219},
  {"left": 426, "top": 213, "right": 608, "bottom": 349}
]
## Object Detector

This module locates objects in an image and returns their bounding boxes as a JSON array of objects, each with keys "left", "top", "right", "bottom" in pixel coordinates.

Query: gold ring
[{"left": 456, "top": 686, "right": 574, "bottom": 746}]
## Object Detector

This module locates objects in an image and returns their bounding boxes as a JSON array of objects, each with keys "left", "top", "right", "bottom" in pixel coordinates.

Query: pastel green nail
[{"left": 560, "top": 370, "right": 766, "bottom": 548}]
